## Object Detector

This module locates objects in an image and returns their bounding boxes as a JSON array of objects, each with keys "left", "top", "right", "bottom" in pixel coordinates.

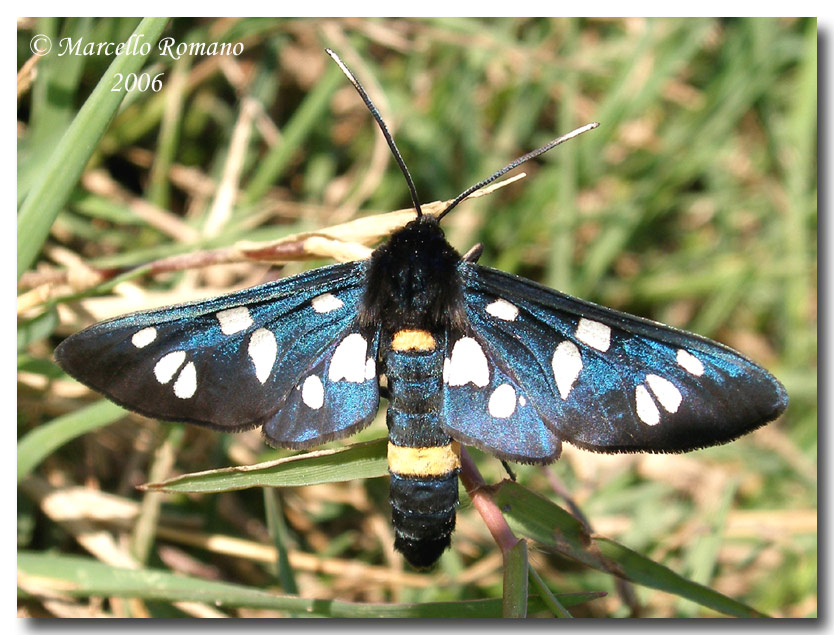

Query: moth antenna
[
  {"left": 326, "top": 48, "right": 423, "bottom": 218},
  {"left": 436, "top": 122, "right": 600, "bottom": 221}
]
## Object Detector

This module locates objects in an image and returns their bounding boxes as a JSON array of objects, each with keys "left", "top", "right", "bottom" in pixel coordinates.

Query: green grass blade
[
  {"left": 493, "top": 480, "right": 766, "bottom": 617},
  {"left": 528, "top": 565, "right": 573, "bottom": 618},
  {"left": 242, "top": 62, "right": 344, "bottom": 205},
  {"left": 19, "top": 18, "right": 94, "bottom": 206},
  {"left": 18, "top": 552, "right": 600, "bottom": 617},
  {"left": 17, "top": 400, "right": 126, "bottom": 483},
  {"left": 17, "top": 310, "right": 58, "bottom": 353},
  {"left": 596, "top": 538, "right": 768, "bottom": 618},
  {"left": 675, "top": 478, "right": 739, "bottom": 616},
  {"left": 17, "top": 16, "right": 169, "bottom": 280},
  {"left": 143, "top": 439, "right": 388, "bottom": 493},
  {"left": 264, "top": 489, "right": 299, "bottom": 595}
]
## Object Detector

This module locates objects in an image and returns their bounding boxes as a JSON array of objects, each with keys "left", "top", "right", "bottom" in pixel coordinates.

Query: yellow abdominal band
[
  {"left": 391, "top": 329, "right": 436, "bottom": 351},
  {"left": 388, "top": 441, "right": 461, "bottom": 477}
]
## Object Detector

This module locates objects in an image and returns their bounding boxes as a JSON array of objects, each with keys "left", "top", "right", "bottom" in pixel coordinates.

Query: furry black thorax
[{"left": 360, "top": 215, "right": 467, "bottom": 334}]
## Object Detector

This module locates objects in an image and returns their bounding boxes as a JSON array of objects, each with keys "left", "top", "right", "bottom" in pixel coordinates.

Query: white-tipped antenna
[
  {"left": 436, "top": 122, "right": 600, "bottom": 221},
  {"left": 326, "top": 49, "right": 424, "bottom": 218}
]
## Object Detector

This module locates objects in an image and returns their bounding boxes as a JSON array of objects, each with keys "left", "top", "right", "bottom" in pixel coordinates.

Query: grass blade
[
  {"left": 17, "top": 400, "right": 126, "bottom": 483},
  {"left": 494, "top": 479, "right": 767, "bottom": 617},
  {"left": 18, "top": 551, "right": 600, "bottom": 617},
  {"left": 17, "top": 17, "right": 169, "bottom": 280},
  {"left": 143, "top": 439, "right": 388, "bottom": 493}
]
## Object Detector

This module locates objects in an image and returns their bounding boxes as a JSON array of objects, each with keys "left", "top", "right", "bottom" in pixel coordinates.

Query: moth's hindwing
[
  {"left": 457, "top": 263, "right": 788, "bottom": 455},
  {"left": 441, "top": 334, "right": 562, "bottom": 463},
  {"left": 262, "top": 327, "right": 380, "bottom": 448},
  {"left": 55, "top": 261, "right": 378, "bottom": 446}
]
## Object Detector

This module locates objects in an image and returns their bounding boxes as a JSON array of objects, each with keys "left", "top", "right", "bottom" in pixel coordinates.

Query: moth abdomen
[
  {"left": 389, "top": 472, "right": 459, "bottom": 569},
  {"left": 384, "top": 330, "right": 460, "bottom": 568}
]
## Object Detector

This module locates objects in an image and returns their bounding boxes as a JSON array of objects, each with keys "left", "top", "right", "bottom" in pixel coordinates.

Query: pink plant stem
[{"left": 459, "top": 448, "right": 522, "bottom": 556}]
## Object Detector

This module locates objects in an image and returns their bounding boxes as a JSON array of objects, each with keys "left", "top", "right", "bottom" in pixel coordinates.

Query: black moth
[{"left": 56, "top": 50, "right": 788, "bottom": 569}]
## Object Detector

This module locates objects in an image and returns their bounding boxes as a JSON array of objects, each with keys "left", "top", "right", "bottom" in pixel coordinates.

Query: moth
[{"left": 56, "top": 50, "right": 788, "bottom": 569}]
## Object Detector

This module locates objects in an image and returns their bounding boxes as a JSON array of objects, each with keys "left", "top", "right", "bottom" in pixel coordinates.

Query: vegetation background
[{"left": 17, "top": 17, "right": 816, "bottom": 617}]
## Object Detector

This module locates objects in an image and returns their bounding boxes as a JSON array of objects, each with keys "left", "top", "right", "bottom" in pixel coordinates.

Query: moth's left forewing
[
  {"left": 55, "top": 262, "right": 375, "bottom": 439},
  {"left": 460, "top": 263, "right": 788, "bottom": 455}
]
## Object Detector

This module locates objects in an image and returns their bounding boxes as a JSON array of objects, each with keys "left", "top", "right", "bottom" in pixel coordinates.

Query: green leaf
[{"left": 143, "top": 439, "right": 389, "bottom": 493}]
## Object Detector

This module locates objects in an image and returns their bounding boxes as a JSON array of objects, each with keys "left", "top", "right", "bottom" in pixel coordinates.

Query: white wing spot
[
  {"left": 635, "top": 384, "right": 660, "bottom": 426},
  {"left": 552, "top": 340, "right": 583, "bottom": 400},
  {"left": 575, "top": 318, "right": 611, "bottom": 352},
  {"left": 365, "top": 357, "right": 376, "bottom": 381},
  {"left": 154, "top": 351, "right": 186, "bottom": 385},
  {"left": 446, "top": 337, "right": 489, "bottom": 387},
  {"left": 132, "top": 327, "right": 157, "bottom": 348},
  {"left": 677, "top": 349, "right": 705, "bottom": 376},
  {"left": 646, "top": 374, "right": 682, "bottom": 413},
  {"left": 329, "top": 334, "right": 369, "bottom": 383},
  {"left": 519, "top": 395, "right": 527, "bottom": 407},
  {"left": 312, "top": 293, "right": 344, "bottom": 314},
  {"left": 248, "top": 328, "right": 278, "bottom": 384},
  {"left": 173, "top": 362, "right": 197, "bottom": 399},
  {"left": 302, "top": 375, "right": 324, "bottom": 410},
  {"left": 216, "top": 307, "right": 253, "bottom": 335},
  {"left": 488, "top": 384, "right": 517, "bottom": 419},
  {"left": 486, "top": 299, "right": 519, "bottom": 321}
]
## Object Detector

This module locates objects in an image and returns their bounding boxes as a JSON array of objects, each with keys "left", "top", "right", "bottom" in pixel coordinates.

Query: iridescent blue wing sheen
[
  {"left": 55, "top": 261, "right": 381, "bottom": 448},
  {"left": 262, "top": 327, "right": 380, "bottom": 448},
  {"left": 440, "top": 331, "right": 562, "bottom": 463},
  {"left": 454, "top": 262, "right": 787, "bottom": 457}
]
